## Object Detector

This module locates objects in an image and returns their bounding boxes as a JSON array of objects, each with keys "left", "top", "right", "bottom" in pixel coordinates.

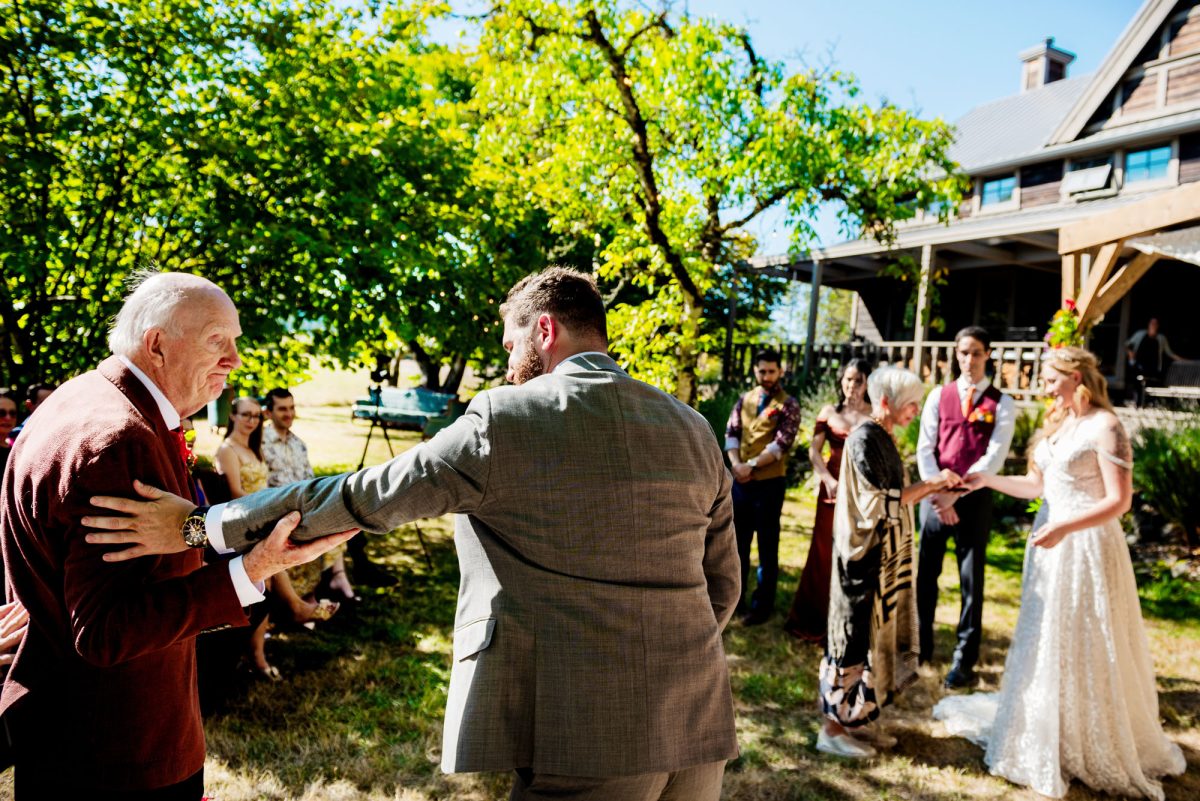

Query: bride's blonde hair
[{"left": 1035, "top": 346, "right": 1113, "bottom": 448}]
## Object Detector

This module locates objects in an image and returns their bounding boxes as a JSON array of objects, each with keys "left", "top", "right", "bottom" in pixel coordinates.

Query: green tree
[{"left": 471, "top": 0, "right": 963, "bottom": 403}]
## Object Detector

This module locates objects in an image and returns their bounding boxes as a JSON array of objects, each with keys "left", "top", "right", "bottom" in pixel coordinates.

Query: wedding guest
[
  {"left": 725, "top": 348, "right": 800, "bottom": 625},
  {"left": 1127, "top": 317, "right": 1187, "bottom": 406},
  {"left": 217, "top": 396, "right": 337, "bottom": 680},
  {"left": 817, "top": 367, "right": 960, "bottom": 759},
  {"left": 0, "top": 390, "right": 18, "bottom": 475},
  {"left": 262, "top": 388, "right": 355, "bottom": 602},
  {"left": 784, "top": 358, "right": 872, "bottom": 643},
  {"left": 7, "top": 383, "right": 55, "bottom": 444},
  {"left": 935, "top": 346, "right": 1185, "bottom": 799},
  {"left": 916, "top": 326, "right": 1015, "bottom": 688}
]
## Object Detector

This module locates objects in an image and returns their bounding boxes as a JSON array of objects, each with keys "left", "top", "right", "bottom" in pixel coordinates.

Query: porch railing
[{"left": 728, "top": 341, "right": 1048, "bottom": 400}]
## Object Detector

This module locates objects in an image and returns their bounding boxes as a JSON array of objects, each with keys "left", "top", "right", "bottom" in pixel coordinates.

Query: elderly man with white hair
[
  {"left": 0, "top": 271, "right": 354, "bottom": 800},
  {"left": 815, "top": 367, "right": 962, "bottom": 759}
]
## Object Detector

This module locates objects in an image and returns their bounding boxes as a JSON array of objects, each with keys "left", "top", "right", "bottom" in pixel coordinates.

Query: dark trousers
[
  {"left": 15, "top": 766, "right": 203, "bottom": 800},
  {"left": 732, "top": 476, "right": 787, "bottom": 617},
  {"left": 917, "top": 489, "right": 993, "bottom": 670}
]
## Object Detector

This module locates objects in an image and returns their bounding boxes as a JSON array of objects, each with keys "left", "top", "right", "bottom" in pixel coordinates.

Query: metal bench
[
  {"left": 1145, "top": 361, "right": 1200, "bottom": 404},
  {"left": 351, "top": 387, "right": 456, "bottom": 430}
]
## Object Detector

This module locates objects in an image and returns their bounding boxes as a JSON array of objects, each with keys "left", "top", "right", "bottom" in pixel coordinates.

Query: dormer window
[
  {"left": 981, "top": 175, "right": 1017, "bottom": 207},
  {"left": 1125, "top": 145, "right": 1172, "bottom": 184}
]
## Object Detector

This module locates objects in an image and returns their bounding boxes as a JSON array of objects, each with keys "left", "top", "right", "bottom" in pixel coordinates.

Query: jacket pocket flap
[{"left": 454, "top": 617, "right": 495, "bottom": 661}]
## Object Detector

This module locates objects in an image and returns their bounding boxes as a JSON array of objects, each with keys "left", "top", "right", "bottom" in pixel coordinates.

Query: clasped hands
[{"left": 82, "top": 480, "right": 358, "bottom": 583}]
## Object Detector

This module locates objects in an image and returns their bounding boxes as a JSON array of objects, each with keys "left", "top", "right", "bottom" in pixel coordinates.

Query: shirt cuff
[
  {"left": 764, "top": 443, "right": 783, "bottom": 458},
  {"left": 228, "top": 555, "right": 266, "bottom": 606},
  {"left": 206, "top": 503, "right": 230, "bottom": 554},
  {"left": 724, "top": 437, "right": 740, "bottom": 452}
]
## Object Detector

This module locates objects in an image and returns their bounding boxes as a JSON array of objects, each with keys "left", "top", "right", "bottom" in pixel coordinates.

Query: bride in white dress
[{"left": 933, "top": 346, "right": 1185, "bottom": 800}]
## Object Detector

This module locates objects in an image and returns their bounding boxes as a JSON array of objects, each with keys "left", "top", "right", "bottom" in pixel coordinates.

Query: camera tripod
[{"left": 354, "top": 385, "right": 433, "bottom": 570}]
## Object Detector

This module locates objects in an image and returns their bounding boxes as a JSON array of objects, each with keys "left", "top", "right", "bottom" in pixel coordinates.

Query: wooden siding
[
  {"left": 1180, "top": 132, "right": 1200, "bottom": 183},
  {"left": 1170, "top": 7, "right": 1200, "bottom": 57},
  {"left": 1167, "top": 59, "right": 1200, "bottom": 105},
  {"left": 1020, "top": 160, "right": 1064, "bottom": 208},
  {"left": 1122, "top": 74, "right": 1159, "bottom": 115}
]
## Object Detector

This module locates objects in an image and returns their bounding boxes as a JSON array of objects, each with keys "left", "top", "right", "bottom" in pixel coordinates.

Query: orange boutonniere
[{"left": 967, "top": 408, "right": 995, "bottom": 425}]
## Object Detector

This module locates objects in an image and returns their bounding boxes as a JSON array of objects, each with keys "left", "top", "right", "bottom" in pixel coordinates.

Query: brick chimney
[{"left": 1019, "top": 37, "right": 1075, "bottom": 93}]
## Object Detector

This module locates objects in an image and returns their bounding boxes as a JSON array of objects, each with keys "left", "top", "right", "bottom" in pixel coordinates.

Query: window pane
[
  {"left": 981, "top": 175, "right": 1016, "bottom": 206},
  {"left": 1125, "top": 145, "right": 1172, "bottom": 183}
]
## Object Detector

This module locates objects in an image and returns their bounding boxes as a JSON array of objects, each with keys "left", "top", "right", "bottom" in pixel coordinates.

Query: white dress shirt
[
  {"left": 118, "top": 356, "right": 264, "bottom": 606},
  {"left": 916, "top": 374, "right": 1017, "bottom": 480}
]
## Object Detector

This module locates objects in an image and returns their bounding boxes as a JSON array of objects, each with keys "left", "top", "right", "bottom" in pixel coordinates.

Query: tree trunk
[
  {"left": 442, "top": 354, "right": 467, "bottom": 396},
  {"left": 407, "top": 340, "right": 441, "bottom": 391},
  {"left": 674, "top": 286, "right": 702, "bottom": 407}
]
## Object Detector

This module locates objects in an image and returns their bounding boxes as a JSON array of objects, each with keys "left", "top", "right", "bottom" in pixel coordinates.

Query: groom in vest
[{"left": 916, "top": 326, "right": 1016, "bottom": 689}]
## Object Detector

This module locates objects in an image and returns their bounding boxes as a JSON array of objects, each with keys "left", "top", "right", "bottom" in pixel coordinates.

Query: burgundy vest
[{"left": 934, "top": 382, "right": 1002, "bottom": 476}]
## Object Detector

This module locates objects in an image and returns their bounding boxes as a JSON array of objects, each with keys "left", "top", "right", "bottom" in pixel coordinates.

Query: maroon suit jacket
[{"left": 0, "top": 357, "right": 249, "bottom": 791}]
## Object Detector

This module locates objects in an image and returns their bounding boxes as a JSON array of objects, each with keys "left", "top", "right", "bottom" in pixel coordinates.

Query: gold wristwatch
[{"left": 181, "top": 506, "right": 210, "bottom": 548}]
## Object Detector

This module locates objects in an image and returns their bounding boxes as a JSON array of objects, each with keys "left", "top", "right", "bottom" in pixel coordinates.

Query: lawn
[{"left": 2, "top": 368, "right": 1196, "bottom": 800}]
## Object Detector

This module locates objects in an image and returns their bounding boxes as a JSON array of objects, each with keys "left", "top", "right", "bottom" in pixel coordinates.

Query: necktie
[
  {"left": 757, "top": 389, "right": 770, "bottom": 416},
  {"left": 961, "top": 385, "right": 976, "bottom": 418}
]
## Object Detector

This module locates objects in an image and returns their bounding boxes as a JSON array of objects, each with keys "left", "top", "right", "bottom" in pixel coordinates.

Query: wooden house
[{"left": 749, "top": 0, "right": 1200, "bottom": 398}]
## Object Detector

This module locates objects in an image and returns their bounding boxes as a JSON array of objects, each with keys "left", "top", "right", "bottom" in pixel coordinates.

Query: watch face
[{"left": 183, "top": 517, "right": 207, "bottom": 548}]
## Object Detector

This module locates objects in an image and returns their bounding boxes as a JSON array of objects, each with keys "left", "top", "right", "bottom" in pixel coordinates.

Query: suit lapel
[{"left": 97, "top": 357, "right": 191, "bottom": 497}]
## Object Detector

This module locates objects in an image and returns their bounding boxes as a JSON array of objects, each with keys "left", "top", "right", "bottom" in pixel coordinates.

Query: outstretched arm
[{"left": 963, "top": 467, "right": 1043, "bottom": 500}]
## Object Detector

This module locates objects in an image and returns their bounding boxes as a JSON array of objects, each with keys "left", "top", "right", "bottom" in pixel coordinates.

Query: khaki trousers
[{"left": 509, "top": 760, "right": 726, "bottom": 801}]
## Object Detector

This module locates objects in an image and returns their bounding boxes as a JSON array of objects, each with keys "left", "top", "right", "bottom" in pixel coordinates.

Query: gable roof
[
  {"left": 1049, "top": 0, "right": 1178, "bottom": 144},
  {"left": 949, "top": 76, "right": 1090, "bottom": 172}
]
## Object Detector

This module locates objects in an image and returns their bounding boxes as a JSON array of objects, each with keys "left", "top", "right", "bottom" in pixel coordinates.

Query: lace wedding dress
[{"left": 933, "top": 413, "right": 1185, "bottom": 799}]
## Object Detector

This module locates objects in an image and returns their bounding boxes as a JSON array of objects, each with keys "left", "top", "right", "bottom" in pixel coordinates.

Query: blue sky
[{"left": 681, "top": 0, "right": 1142, "bottom": 253}]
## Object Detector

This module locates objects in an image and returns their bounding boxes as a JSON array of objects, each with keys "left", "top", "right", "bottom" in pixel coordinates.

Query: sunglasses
[{"left": 0, "top": 410, "right": 16, "bottom": 418}]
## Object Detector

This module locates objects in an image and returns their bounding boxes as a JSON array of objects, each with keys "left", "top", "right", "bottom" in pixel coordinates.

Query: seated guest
[
  {"left": 817, "top": 367, "right": 961, "bottom": 759},
  {"left": 0, "top": 390, "right": 17, "bottom": 472},
  {"left": 8, "top": 383, "right": 55, "bottom": 443},
  {"left": 785, "top": 358, "right": 872, "bottom": 643},
  {"left": 262, "top": 388, "right": 356, "bottom": 601},
  {"left": 217, "top": 396, "right": 337, "bottom": 680}
]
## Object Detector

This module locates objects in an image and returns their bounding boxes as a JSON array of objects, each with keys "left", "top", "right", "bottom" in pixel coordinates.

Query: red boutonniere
[
  {"left": 967, "top": 408, "right": 995, "bottom": 425},
  {"left": 172, "top": 429, "right": 197, "bottom": 468},
  {"left": 766, "top": 407, "right": 781, "bottom": 420}
]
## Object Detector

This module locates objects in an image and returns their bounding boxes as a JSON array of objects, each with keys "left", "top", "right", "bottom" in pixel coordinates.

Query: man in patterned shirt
[
  {"left": 724, "top": 349, "right": 800, "bottom": 626},
  {"left": 261, "top": 388, "right": 314, "bottom": 487}
]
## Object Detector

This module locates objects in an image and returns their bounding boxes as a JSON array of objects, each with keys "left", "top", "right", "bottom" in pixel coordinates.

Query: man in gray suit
[{"left": 84, "top": 267, "right": 741, "bottom": 800}]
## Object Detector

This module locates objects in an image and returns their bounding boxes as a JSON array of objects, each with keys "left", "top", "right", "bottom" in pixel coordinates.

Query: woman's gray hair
[
  {"left": 107, "top": 270, "right": 217, "bottom": 357},
  {"left": 867, "top": 367, "right": 925, "bottom": 415}
]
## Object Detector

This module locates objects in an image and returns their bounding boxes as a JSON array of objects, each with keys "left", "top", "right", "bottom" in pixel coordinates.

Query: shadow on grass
[{"left": 204, "top": 520, "right": 486, "bottom": 797}]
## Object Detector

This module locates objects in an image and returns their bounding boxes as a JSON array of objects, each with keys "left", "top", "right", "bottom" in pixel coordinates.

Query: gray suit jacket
[{"left": 218, "top": 354, "right": 740, "bottom": 775}]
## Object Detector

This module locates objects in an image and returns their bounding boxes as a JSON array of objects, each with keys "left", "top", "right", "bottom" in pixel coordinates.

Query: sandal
[{"left": 309, "top": 598, "right": 339, "bottom": 622}]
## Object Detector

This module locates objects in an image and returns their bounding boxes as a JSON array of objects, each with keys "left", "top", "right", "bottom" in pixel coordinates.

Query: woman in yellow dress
[{"left": 216, "top": 397, "right": 336, "bottom": 679}]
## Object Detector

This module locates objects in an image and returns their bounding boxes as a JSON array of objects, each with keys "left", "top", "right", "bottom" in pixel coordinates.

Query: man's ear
[
  {"left": 143, "top": 328, "right": 167, "bottom": 367},
  {"left": 535, "top": 313, "right": 556, "bottom": 351}
]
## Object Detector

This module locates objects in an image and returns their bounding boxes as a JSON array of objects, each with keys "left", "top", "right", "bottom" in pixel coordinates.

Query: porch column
[
  {"left": 802, "top": 259, "right": 823, "bottom": 376},
  {"left": 913, "top": 245, "right": 934, "bottom": 377},
  {"left": 1061, "top": 253, "right": 1080, "bottom": 302}
]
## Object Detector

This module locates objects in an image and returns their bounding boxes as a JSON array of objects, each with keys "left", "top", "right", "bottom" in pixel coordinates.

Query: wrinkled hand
[
  {"left": 821, "top": 474, "right": 838, "bottom": 501},
  {"left": 1031, "top": 522, "right": 1069, "bottom": 549},
  {"left": 932, "top": 495, "right": 961, "bottom": 525},
  {"left": 0, "top": 600, "right": 29, "bottom": 666},
  {"left": 732, "top": 462, "right": 753, "bottom": 483},
  {"left": 241, "top": 511, "right": 359, "bottom": 584},
  {"left": 84, "top": 480, "right": 195, "bottom": 560},
  {"left": 935, "top": 468, "right": 963, "bottom": 490}
]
